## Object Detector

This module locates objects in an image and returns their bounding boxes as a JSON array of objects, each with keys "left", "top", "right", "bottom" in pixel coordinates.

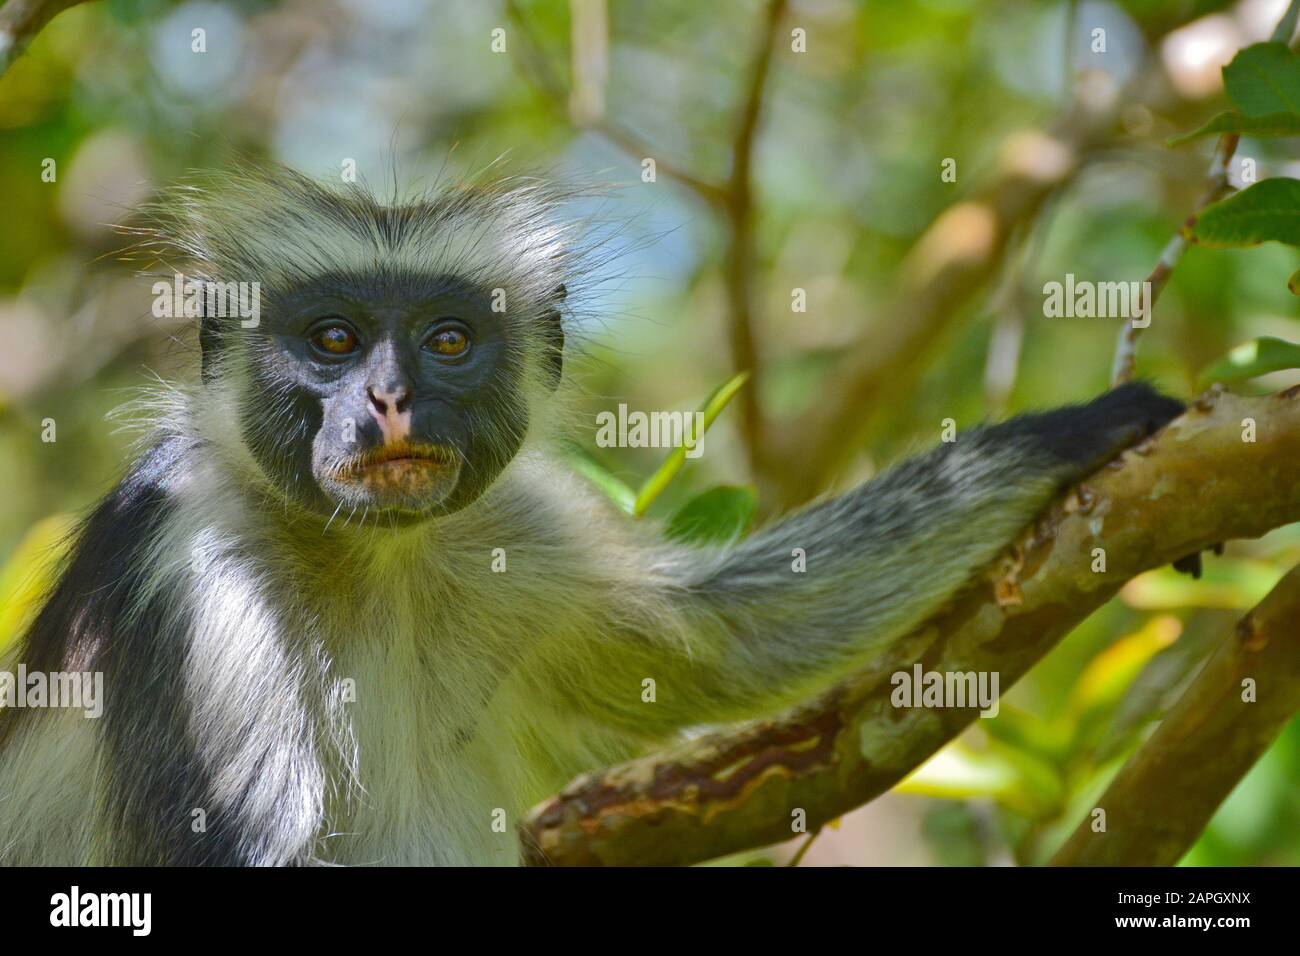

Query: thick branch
[
  {"left": 0, "top": 0, "right": 88, "bottom": 78},
  {"left": 1050, "top": 562, "right": 1300, "bottom": 866},
  {"left": 522, "top": 388, "right": 1300, "bottom": 866}
]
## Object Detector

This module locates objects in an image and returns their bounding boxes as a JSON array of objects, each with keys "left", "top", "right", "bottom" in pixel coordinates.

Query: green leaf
[
  {"left": 1090, "top": 625, "right": 1217, "bottom": 765},
  {"left": 1197, "top": 335, "right": 1300, "bottom": 385},
  {"left": 1189, "top": 178, "right": 1300, "bottom": 247},
  {"left": 632, "top": 370, "right": 750, "bottom": 517},
  {"left": 569, "top": 450, "right": 634, "bottom": 515},
  {"left": 895, "top": 740, "right": 1064, "bottom": 818},
  {"left": 566, "top": 447, "right": 636, "bottom": 514},
  {"left": 1067, "top": 616, "right": 1182, "bottom": 724},
  {"left": 980, "top": 705, "right": 1073, "bottom": 764},
  {"left": 1168, "top": 110, "right": 1300, "bottom": 146},
  {"left": 1223, "top": 42, "right": 1300, "bottom": 118},
  {"left": 664, "top": 485, "right": 757, "bottom": 544}
]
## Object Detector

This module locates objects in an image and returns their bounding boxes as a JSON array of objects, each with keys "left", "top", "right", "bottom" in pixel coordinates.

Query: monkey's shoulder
[
  {"left": 19, "top": 436, "right": 196, "bottom": 673},
  {"left": 470, "top": 451, "right": 666, "bottom": 574}
]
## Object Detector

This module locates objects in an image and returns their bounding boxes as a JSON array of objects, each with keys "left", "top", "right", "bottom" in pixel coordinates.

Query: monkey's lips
[{"left": 326, "top": 443, "right": 461, "bottom": 510}]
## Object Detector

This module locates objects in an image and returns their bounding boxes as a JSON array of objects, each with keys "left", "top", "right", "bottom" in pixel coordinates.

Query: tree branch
[
  {"left": 1050, "top": 562, "right": 1300, "bottom": 866},
  {"left": 503, "top": 0, "right": 730, "bottom": 204},
  {"left": 1110, "top": 132, "right": 1238, "bottom": 385},
  {"left": 1111, "top": 2, "right": 1299, "bottom": 384},
  {"left": 522, "top": 387, "right": 1300, "bottom": 866},
  {"left": 0, "top": 0, "right": 89, "bottom": 78},
  {"left": 721, "top": 0, "right": 786, "bottom": 479},
  {"left": 505, "top": 0, "right": 786, "bottom": 480}
]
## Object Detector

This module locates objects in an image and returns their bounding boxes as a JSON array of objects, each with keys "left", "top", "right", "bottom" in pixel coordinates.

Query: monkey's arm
[{"left": 551, "top": 383, "right": 1183, "bottom": 738}]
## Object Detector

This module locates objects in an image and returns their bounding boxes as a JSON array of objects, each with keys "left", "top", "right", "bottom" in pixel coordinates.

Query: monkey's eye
[
  {"left": 424, "top": 323, "right": 470, "bottom": 358},
  {"left": 308, "top": 322, "right": 359, "bottom": 357}
]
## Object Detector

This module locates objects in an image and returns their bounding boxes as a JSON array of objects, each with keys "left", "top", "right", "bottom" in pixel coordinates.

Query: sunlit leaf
[
  {"left": 633, "top": 371, "right": 750, "bottom": 517},
  {"left": 1067, "top": 615, "right": 1182, "bottom": 724},
  {"left": 664, "top": 485, "right": 757, "bottom": 544},
  {"left": 1199, "top": 336, "right": 1300, "bottom": 386},
  {"left": 1121, "top": 559, "right": 1283, "bottom": 611},
  {"left": 1168, "top": 110, "right": 1300, "bottom": 146},
  {"left": 895, "top": 740, "right": 1063, "bottom": 818},
  {"left": 1189, "top": 178, "right": 1300, "bottom": 248},
  {"left": 0, "top": 514, "right": 76, "bottom": 654},
  {"left": 1091, "top": 624, "right": 1221, "bottom": 764},
  {"left": 1222, "top": 42, "right": 1300, "bottom": 118}
]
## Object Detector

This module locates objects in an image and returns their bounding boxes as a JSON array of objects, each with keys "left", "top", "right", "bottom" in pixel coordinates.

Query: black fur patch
[
  {"left": 10, "top": 438, "right": 262, "bottom": 864},
  {"left": 986, "top": 382, "right": 1184, "bottom": 475},
  {"left": 20, "top": 438, "right": 189, "bottom": 674}
]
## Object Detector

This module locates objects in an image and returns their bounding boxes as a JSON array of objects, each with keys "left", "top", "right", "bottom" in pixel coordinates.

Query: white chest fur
[{"left": 321, "top": 617, "right": 530, "bottom": 866}]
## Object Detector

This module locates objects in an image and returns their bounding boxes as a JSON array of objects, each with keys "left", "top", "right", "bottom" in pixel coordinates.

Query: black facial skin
[{"left": 225, "top": 271, "right": 537, "bottom": 526}]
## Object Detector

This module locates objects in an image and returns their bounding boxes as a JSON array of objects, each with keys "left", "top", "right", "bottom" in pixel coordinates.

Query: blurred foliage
[
  {"left": 1, "top": 0, "right": 1299, "bottom": 866},
  {"left": 1198, "top": 334, "right": 1300, "bottom": 383}
]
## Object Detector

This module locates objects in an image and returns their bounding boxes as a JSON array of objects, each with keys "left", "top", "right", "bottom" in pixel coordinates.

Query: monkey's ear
[{"left": 540, "top": 283, "right": 566, "bottom": 391}]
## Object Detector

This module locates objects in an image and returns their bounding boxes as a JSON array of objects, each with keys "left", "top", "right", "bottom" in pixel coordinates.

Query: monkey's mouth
[
  {"left": 325, "top": 442, "right": 462, "bottom": 509},
  {"left": 351, "top": 442, "right": 456, "bottom": 472}
]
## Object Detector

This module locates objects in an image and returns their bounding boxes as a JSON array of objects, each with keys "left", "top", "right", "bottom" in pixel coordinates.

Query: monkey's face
[{"left": 233, "top": 272, "right": 556, "bottom": 524}]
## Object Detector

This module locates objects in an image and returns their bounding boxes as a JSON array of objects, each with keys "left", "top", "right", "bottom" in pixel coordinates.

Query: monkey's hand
[{"left": 995, "top": 381, "right": 1185, "bottom": 484}]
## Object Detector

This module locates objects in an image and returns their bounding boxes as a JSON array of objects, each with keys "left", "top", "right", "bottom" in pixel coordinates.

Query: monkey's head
[{"left": 145, "top": 164, "right": 580, "bottom": 524}]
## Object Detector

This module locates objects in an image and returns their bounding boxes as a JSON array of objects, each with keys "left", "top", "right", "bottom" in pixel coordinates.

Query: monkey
[{"left": 0, "top": 162, "right": 1184, "bottom": 866}]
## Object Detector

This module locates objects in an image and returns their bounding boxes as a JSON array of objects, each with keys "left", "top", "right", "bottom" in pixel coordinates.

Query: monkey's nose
[{"left": 368, "top": 385, "right": 412, "bottom": 415}]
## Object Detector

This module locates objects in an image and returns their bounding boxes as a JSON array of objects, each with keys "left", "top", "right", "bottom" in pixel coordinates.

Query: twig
[
  {"left": 769, "top": 10, "right": 1300, "bottom": 509},
  {"left": 0, "top": 0, "right": 90, "bottom": 78},
  {"left": 1050, "top": 562, "right": 1300, "bottom": 866},
  {"left": 721, "top": 0, "right": 786, "bottom": 477},
  {"left": 785, "top": 827, "right": 822, "bottom": 866},
  {"left": 505, "top": 0, "right": 787, "bottom": 479},
  {"left": 1111, "top": 2, "right": 1300, "bottom": 384},
  {"left": 503, "top": 0, "right": 729, "bottom": 204},
  {"left": 522, "top": 388, "right": 1300, "bottom": 865},
  {"left": 1110, "top": 132, "right": 1238, "bottom": 385}
]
